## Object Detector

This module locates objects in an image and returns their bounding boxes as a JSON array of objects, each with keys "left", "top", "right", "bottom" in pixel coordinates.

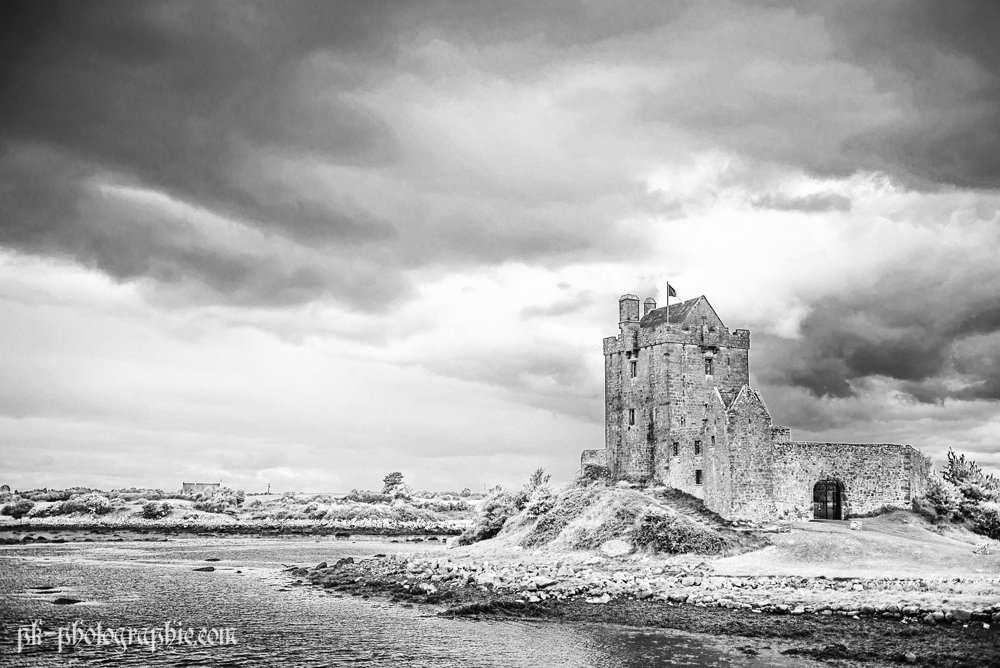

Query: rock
[
  {"left": 600, "top": 539, "right": 632, "bottom": 557},
  {"left": 417, "top": 583, "right": 437, "bottom": 594},
  {"left": 904, "top": 652, "right": 917, "bottom": 664},
  {"left": 532, "top": 576, "right": 558, "bottom": 589},
  {"left": 952, "top": 609, "right": 972, "bottom": 622},
  {"left": 637, "top": 589, "right": 655, "bottom": 600},
  {"left": 193, "top": 566, "right": 216, "bottom": 572},
  {"left": 314, "top": 562, "right": 328, "bottom": 570},
  {"left": 790, "top": 606, "right": 805, "bottom": 615}
]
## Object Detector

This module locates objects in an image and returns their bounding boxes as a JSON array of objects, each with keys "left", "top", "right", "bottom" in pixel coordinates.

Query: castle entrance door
[{"left": 812, "top": 479, "right": 843, "bottom": 520}]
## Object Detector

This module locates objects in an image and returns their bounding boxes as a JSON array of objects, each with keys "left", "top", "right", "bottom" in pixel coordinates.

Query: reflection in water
[{"left": 1, "top": 538, "right": 800, "bottom": 667}]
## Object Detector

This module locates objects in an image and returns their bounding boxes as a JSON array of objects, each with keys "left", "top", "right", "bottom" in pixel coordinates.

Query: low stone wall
[
  {"left": 581, "top": 449, "right": 609, "bottom": 478},
  {"left": 772, "top": 442, "right": 929, "bottom": 519}
]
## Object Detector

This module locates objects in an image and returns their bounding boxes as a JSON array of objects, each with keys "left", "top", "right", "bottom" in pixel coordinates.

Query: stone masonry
[{"left": 581, "top": 292, "right": 931, "bottom": 522}]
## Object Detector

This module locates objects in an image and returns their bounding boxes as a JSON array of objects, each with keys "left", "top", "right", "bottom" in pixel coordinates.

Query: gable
[
  {"left": 727, "top": 384, "right": 771, "bottom": 420},
  {"left": 639, "top": 295, "right": 727, "bottom": 330}
]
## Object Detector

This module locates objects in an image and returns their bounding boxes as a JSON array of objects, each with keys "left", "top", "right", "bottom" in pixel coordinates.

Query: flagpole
[{"left": 665, "top": 281, "right": 670, "bottom": 326}]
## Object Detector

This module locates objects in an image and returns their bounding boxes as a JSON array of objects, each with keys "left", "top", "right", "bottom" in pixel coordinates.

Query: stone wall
[
  {"left": 581, "top": 449, "right": 609, "bottom": 478},
  {"left": 771, "top": 442, "right": 930, "bottom": 520},
  {"left": 724, "top": 389, "right": 777, "bottom": 521}
]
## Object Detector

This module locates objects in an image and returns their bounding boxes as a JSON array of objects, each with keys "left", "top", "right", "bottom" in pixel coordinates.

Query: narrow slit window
[
  {"left": 695, "top": 470, "right": 703, "bottom": 485},
  {"left": 671, "top": 442, "right": 679, "bottom": 457},
  {"left": 694, "top": 440, "right": 702, "bottom": 456},
  {"left": 705, "top": 357, "right": 713, "bottom": 375},
  {"left": 629, "top": 360, "right": 637, "bottom": 378},
  {"left": 628, "top": 408, "right": 635, "bottom": 426}
]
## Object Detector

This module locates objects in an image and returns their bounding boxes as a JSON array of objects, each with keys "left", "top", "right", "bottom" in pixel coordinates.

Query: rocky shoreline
[{"left": 288, "top": 553, "right": 1000, "bottom": 668}]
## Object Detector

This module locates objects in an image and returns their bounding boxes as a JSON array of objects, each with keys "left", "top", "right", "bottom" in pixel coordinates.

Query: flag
[{"left": 666, "top": 283, "right": 677, "bottom": 298}]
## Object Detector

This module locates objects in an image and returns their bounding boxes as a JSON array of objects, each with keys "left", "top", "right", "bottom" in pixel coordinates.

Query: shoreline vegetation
[{"left": 0, "top": 477, "right": 477, "bottom": 537}]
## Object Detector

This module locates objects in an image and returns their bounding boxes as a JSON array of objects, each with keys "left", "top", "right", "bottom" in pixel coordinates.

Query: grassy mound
[{"left": 463, "top": 478, "right": 768, "bottom": 556}]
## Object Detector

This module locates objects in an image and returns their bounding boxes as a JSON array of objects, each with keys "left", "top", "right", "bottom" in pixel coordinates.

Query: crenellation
[{"left": 588, "top": 290, "right": 930, "bottom": 521}]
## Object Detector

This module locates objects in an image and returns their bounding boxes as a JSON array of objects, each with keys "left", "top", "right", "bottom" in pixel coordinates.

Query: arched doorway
[{"left": 813, "top": 479, "right": 844, "bottom": 520}]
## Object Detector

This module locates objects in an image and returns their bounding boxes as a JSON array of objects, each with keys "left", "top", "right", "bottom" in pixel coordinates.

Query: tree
[
  {"left": 382, "top": 472, "right": 404, "bottom": 494},
  {"left": 527, "top": 467, "right": 551, "bottom": 490}
]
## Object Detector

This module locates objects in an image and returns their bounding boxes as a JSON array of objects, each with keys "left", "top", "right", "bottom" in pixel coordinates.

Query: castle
[{"left": 581, "top": 292, "right": 930, "bottom": 522}]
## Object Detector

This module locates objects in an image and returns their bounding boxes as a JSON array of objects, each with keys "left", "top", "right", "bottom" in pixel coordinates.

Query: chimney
[
  {"left": 619, "top": 294, "right": 640, "bottom": 325},
  {"left": 643, "top": 297, "right": 657, "bottom": 316}
]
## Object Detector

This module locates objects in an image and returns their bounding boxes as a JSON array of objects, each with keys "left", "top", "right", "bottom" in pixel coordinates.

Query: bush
[
  {"left": 18, "top": 489, "right": 85, "bottom": 503},
  {"left": 112, "top": 488, "right": 165, "bottom": 502},
  {"left": 1, "top": 499, "right": 35, "bottom": 519},
  {"left": 457, "top": 487, "right": 523, "bottom": 545},
  {"left": 525, "top": 486, "right": 556, "bottom": 518},
  {"left": 141, "top": 501, "right": 172, "bottom": 519},
  {"left": 192, "top": 488, "right": 245, "bottom": 514},
  {"left": 632, "top": 511, "right": 725, "bottom": 554},
  {"left": 382, "top": 472, "right": 404, "bottom": 494},
  {"left": 343, "top": 489, "right": 391, "bottom": 504},
  {"left": 60, "top": 493, "right": 114, "bottom": 515},
  {"left": 569, "top": 496, "right": 643, "bottom": 549},
  {"left": 520, "top": 483, "right": 602, "bottom": 548},
  {"left": 922, "top": 475, "right": 962, "bottom": 519},
  {"left": 972, "top": 503, "right": 1000, "bottom": 541}
]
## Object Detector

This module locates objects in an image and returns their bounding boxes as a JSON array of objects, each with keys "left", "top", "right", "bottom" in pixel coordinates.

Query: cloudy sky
[{"left": 2, "top": 0, "right": 999, "bottom": 493}]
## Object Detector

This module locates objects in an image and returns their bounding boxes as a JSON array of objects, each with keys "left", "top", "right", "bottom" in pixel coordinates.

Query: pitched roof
[{"left": 639, "top": 296, "right": 703, "bottom": 329}]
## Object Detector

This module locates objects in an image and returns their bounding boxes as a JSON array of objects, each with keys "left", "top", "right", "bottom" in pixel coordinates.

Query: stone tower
[{"left": 603, "top": 293, "right": 751, "bottom": 489}]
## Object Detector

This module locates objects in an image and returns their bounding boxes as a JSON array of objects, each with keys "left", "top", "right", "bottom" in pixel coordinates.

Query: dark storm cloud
[
  {"left": 829, "top": 0, "right": 1000, "bottom": 189},
  {"left": 0, "top": 0, "right": 408, "bottom": 306},
  {"left": 3, "top": 0, "right": 1000, "bottom": 311},
  {"left": 757, "top": 258, "right": 1000, "bottom": 404},
  {"left": 636, "top": 0, "right": 1000, "bottom": 189}
]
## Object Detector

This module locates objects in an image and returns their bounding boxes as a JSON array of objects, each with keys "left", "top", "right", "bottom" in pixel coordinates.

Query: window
[
  {"left": 695, "top": 470, "right": 703, "bottom": 485},
  {"left": 694, "top": 440, "right": 702, "bottom": 456},
  {"left": 629, "top": 360, "right": 637, "bottom": 378},
  {"left": 628, "top": 408, "right": 635, "bottom": 426},
  {"left": 705, "top": 357, "right": 713, "bottom": 375},
  {"left": 671, "top": 442, "right": 679, "bottom": 456},
  {"left": 711, "top": 435, "right": 716, "bottom": 447}
]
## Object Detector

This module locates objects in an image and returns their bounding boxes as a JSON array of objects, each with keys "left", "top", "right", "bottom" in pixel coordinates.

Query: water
[{"left": 1, "top": 537, "right": 804, "bottom": 667}]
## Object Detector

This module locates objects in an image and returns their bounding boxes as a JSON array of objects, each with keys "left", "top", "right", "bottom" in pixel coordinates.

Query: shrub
[
  {"left": 525, "top": 486, "right": 556, "bottom": 518},
  {"left": 419, "top": 498, "right": 471, "bottom": 513},
  {"left": 632, "top": 511, "right": 725, "bottom": 554},
  {"left": 457, "top": 487, "right": 523, "bottom": 545},
  {"left": 570, "top": 496, "right": 644, "bottom": 549},
  {"left": 61, "top": 493, "right": 114, "bottom": 515},
  {"left": 520, "top": 483, "right": 602, "bottom": 548},
  {"left": 19, "top": 489, "right": 77, "bottom": 502},
  {"left": 922, "top": 475, "right": 962, "bottom": 519},
  {"left": 192, "top": 488, "right": 245, "bottom": 514},
  {"left": 382, "top": 472, "right": 404, "bottom": 494},
  {"left": 972, "top": 503, "right": 1000, "bottom": 541},
  {"left": 112, "top": 488, "right": 165, "bottom": 502},
  {"left": 141, "top": 501, "right": 172, "bottom": 520},
  {"left": 1, "top": 499, "right": 35, "bottom": 519},
  {"left": 343, "top": 489, "right": 391, "bottom": 504}
]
